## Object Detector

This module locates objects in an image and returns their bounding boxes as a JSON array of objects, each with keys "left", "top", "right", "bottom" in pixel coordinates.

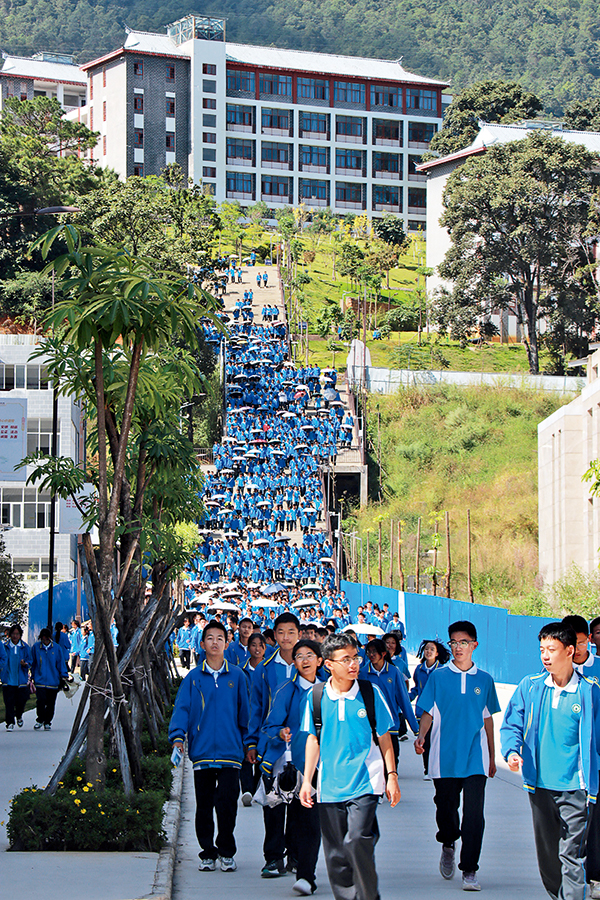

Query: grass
[{"left": 342, "top": 383, "right": 574, "bottom": 612}]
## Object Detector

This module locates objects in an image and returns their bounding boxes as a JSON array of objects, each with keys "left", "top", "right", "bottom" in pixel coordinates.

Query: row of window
[
  {"left": 0, "top": 364, "right": 49, "bottom": 391},
  {"left": 131, "top": 60, "right": 216, "bottom": 79},
  {"left": 226, "top": 106, "right": 436, "bottom": 143},
  {"left": 224, "top": 172, "right": 425, "bottom": 206},
  {"left": 226, "top": 71, "right": 437, "bottom": 110},
  {"left": 223, "top": 139, "right": 422, "bottom": 174},
  {"left": 134, "top": 130, "right": 175, "bottom": 150},
  {"left": 132, "top": 95, "right": 176, "bottom": 116}
]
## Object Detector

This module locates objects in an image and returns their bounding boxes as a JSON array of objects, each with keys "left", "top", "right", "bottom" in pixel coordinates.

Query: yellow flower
[
  {"left": 80, "top": 809, "right": 86, "bottom": 814},
  {"left": 76, "top": 776, "right": 82, "bottom": 782},
  {"left": 74, "top": 799, "right": 81, "bottom": 806},
  {"left": 82, "top": 787, "right": 89, "bottom": 792},
  {"left": 100, "top": 811, "right": 105, "bottom": 816},
  {"left": 86, "top": 783, "right": 93, "bottom": 788},
  {"left": 69, "top": 790, "right": 76, "bottom": 795},
  {"left": 112, "top": 768, "right": 117, "bottom": 773},
  {"left": 98, "top": 803, "right": 102, "bottom": 808}
]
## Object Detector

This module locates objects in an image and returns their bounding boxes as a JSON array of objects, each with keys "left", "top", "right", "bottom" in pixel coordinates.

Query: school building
[
  {"left": 0, "top": 50, "right": 87, "bottom": 111},
  {"left": 72, "top": 14, "right": 447, "bottom": 228}
]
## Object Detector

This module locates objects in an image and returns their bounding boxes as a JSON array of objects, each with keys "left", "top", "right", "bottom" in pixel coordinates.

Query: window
[
  {"left": 203, "top": 132, "right": 216, "bottom": 143},
  {"left": 23, "top": 488, "right": 52, "bottom": 530},
  {"left": 227, "top": 69, "right": 255, "bottom": 93},
  {"left": 333, "top": 81, "right": 365, "bottom": 104},
  {"left": 336, "top": 115, "right": 362, "bottom": 137},
  {"left": 203, "top": 114, "right": 216, "bottom": 126},
  {"left": 262, "top": 175, "right": 289, "bottom": 196},
  {"left": 27, "top": 418, "right": 55, "bottom": 456},
  {"left": 407, "top": 88, "right": 436, "bottom": 111},
  {"left": 227, "top": 138, "right": 254, "bottom": 160},
  {"left": 370, "top": 84, "right": 400, "bottom": 108},
  {"left": 103, "top": 100, "right": 107, "bottom": 121},
  {"left": 408, "top": 121, "right": 436, "bottom": 144},
  {"left": 90, "top": 78, "right": 93, "bottom": 100},
  {"left": 203, "top": 148, "right": 216, "bottom": 161},
  {"left": 133, "top": 60, "right": 143, "bottom": 77},
  {"left": 133, "top": 164, "right": 144, "bottom": 177},
  {"left": 166, "top": 98, "right": 175, "bottom": 116},
  {"left": 133, "top": 95, "right": 143, "bottom": 112},
  {"left": 336, "top": 182, "right": 362, "bottom": 203},
  {"left": 203, "top": 167, "right": 217, "bottom": 178},
  {"left": 373, "top": 152, "right": 401, "bottom": 174},
  {"left": 408, "top": 155, "right": 422, "bottom": 175},
  {"left": 0, "top": 364, "right": 48, "bottom": 391},
  {"left": 262, "top": 108, "right": 290, "bottom": 130},
  {"left": 373, "top": 119, "right": 400, "bottom": 143},
  {"left": 166, "top": 64, "right": 175, "bottom": 82},
  {"left": 226, "top": 104, "right": 253, "bottom": 126},
  {"left": 262, "top": 142, "right": 289, "bottom": 163},
  {"left": 102, "top": 67, "right": 106, "bottom": 87},
  {"left": 297, "top": 78, "right": 329, "bottom": 101},
  {"left": 300, "top": 112, "right": 329, "bottom": 134},
  {"left": 259, "top": 74, "right": 292, "bottom": 96},
  {"left": 203, "top": 63, "right": 217, "bottom": 75},
  {"left": 299, "top": 179, "right": 328, "bottom": 200},
  {"left": 300, "top": 145, "right": 327, "bottom": 167},
  {"left": 408, "top": 187, "right": 426, "bottom": 208},
  {"left": 227, "top": 172, "right": 254, "bottom": 193},
  {"left": 203, "top": 98, "right": 217, "bottom": 109},
  {"left": 373, "top": 184, "right": 400, "bottom": 207},
  {"left": 336, "top": 148, "right": 364, "bottom": 170},
  {"left": 103, "top": 135, "right": 107, "bottom": 155},
  {"left": 134, "top": 129, "right": 143, "bottom": 147},
  {"left": 166, "top": 133, "right": 175, "bottom": 150},
  {"left": 203, "top": 79, "right": 216, "bottom": 93},
  {"left": 12, "top": 557, "right": 56, "bottom": 578}
]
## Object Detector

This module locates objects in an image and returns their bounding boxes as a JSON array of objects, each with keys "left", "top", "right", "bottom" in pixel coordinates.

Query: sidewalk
[
  {"left": 0, "top": 691, "right": 158, "bottom": 900},
  {"left": 172, "top": 730, "right": 546, "bottom": 900}
]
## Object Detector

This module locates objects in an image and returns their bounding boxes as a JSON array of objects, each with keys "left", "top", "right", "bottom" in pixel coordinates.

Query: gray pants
[
  {"left": 319, "top": 794, "right": 380, "bottom": 900},
  {"left": 529, "top": 788, "right": 589, "bottom": 900}
]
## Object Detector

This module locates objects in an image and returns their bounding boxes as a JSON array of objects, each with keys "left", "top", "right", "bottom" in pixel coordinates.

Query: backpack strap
[
  {"left": 311, "top": 681, "right": 326, "bottom": 742},
  {"left": 357, "top": 679, "right": 379, "bottom": 747}
]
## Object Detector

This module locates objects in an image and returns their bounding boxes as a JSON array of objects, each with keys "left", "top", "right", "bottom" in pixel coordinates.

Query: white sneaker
[
  {"left": 462, "top": 872, "right": 481, "bottom": 891},
  {"left": 440, "top": 844, "right": 455, "bottom": 880},
  {"left": 293, "top": 879, "right": 314, "bottom": 895},
  {"left": 198, "top": 858, "right": 216, "bottom": 872},
  {"left": 423, "top": 773, "right": 432, "bottom": 781},
  {"left": 44, "top": 723, "right": 52, "bottom": 731},
  {"left": 34, "top": 722, "right": 43, "bottom": 730},
  {"left": 241, "top": 791, "right": 253, "bottom": 807},
  {"left": 6, "top": 723, "right": 14, "bottom": 731},
  {"left": 590, "top": 883, "right": 600, "bottom": 900},
  {"left": 219, "top": 856, "right": 237, "bottom": 872},
  {"left": 17, "top": 718, "right": 23, "bottom": 727}
]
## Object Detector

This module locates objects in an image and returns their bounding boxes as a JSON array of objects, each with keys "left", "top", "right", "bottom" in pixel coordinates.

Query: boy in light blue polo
[{"left": 415, "top": 620, "right": 499, "bottom": 892}]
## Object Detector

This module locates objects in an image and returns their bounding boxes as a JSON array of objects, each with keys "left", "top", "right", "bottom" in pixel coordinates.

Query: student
[
  {"left": 68, "top": 619, "right": 82, "bottom": 673},
  {"left": 410, "top": 639, "right": 451, "bottom": 779},
  {"left": 176, "top": 616, "right": 193, "bottom": 670},
  {"left": 299, "top": 633, "right": 400, "bottom": 900},
  {"left": 169, "top": 621, "right": 249, "bottom": 873},
  {"left": 31, "top": 627, "right": 69, "bottom": 730},
  {"left": 562, "top": 615, "right": 600, "bottom": 683},
  {"left": 591, "top": 616, "right": 600, "bottom": 656},
  {"left": 226, "top": 617, "right": 254, "bottom": 668},
  {"left": 363, "top": 638, "right": 419, "bottom": 768},
  {"left": 414, "top": 620, "right": 500, "bottom": 892},
  {"left": 79, "top": 624, "right": 94, "bottom": 681},
  {"left": 262, "top": 639, "right": 324, "bottom": 895},
  {"left": 501, "top": 621, "right": 600, "bottom": 900},
  {"left": 1, "top": 624, "right": 31, "bottom": 730},
  {"left": 247, "top": 612, "right": 301, "bottom": 877}
]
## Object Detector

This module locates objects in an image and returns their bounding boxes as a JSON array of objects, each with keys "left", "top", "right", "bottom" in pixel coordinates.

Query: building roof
[
  {"left": 0, "top": 54, "right": 86, "bottom": 85},
  {"left": 84, "top": 29, "right": 447, "bottom": 87},
  {"left": 418, "top": 121, "right": 600, "bottom": 172}
]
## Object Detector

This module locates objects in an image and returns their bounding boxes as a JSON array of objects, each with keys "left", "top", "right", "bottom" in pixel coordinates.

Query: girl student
[
  {"left": 410, "top": 639, "right": 450, "bottom": 779},
  {"left": 363, "top": 638, "right": 419, "bottom": 768}
]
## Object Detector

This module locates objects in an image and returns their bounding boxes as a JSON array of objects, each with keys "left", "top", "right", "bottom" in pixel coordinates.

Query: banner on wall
[
  {"left": 59, "top": 484, "right": 97, "bottom": 534},
  {"left": 0, "top": 398, "right": 27, "bottom": 481}
]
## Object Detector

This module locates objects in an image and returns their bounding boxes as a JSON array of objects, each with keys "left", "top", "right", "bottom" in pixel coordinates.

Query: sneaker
[
  {"left": 590, "top": 883, "right": 600, "bottom": 900},
  {"left": 293, "top": 879, "right": 315, "bottom": 895},
  {"left": 261, "top": 860, "right": 286, "bottom": 878},
  {"left": 439, "top": 844, "right": 455, "bottom": 880},
  {"left": 17, "top": 718, "right": 23, "bottom": 728},
  {"left": 44, "top": 723, "right": 52, "bottom": 731},
  {"left": 462, "top": 872, "right": 481, "bottom": 891},
  {"left": 198, "top": 858, "right": 216, "bottom": 872},
  {"left": 241, "top": 791, "right": 253, "bottom": 807},
  {"left": 34, "top": 722, "right": 43, "bottom": 730},
  {"left": 423, "top": 773, "right": 432, "bottom": 781},
  {"left": 286, "top": 858, "right": 298, "bottom": 874},
  {"left": 5, "top": 723, "right": 14, "bottom": 731},
  {"left": 219, "top": 856, "right": 237, "bottom": 872}
]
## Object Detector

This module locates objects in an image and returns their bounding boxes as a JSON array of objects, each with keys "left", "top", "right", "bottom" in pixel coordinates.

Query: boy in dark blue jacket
[
  {"left": 169, "top": 620, "right": 249, "bottom": 873},
  {"left": 31, "top": 627, "right": 68, "bottom": 730}
]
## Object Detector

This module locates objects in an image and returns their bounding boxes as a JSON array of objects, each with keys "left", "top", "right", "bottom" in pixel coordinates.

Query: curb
[{"left": 143, "top": 757, "right": 185, "bottom": 900}]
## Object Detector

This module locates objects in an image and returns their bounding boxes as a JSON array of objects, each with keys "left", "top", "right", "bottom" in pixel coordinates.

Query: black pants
[
  {"left": 530, "top": 788, "right": 589, "bottom": 900},
  {"left": 194, "top": 766, "right": 240, "bottom": 860},
  {"left": 264, "top": 801, "right": 290, "bottom": 863},
  {"left": 35, "top": 686, "right": 60, "bottom": 725},
  {"left": 422, "top": 729, "right": 431, "bottom": 775},
  {"left": 69, "top": 653, "right": 79, "bottom": 673},
  {"left": 587, "top": 774, "right": 600, "bottom": 883},
  {"left": 179, "top": 650, "right": 191, "bottom": 669},
  {"left": 240, "top": 759, "right": 260, "bottom": 795},
  {"left": 433, "top": 775, "right": 486, "bottom": 873},
  {"left": 3, "top": 684, "right": 28, "bottom": 725},
  {"left": 319, "top": 793, "right": 380, "bottom": 900},
  {"left": 287, "top": 797, "right": 321, "bottom": 887}
]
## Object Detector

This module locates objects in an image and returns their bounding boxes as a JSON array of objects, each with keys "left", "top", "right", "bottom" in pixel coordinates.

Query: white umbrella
[
  {"left": 292, "top": 598, "right": 318, "bottom": 608},
  {"left": 252, "top": 598, "right": 280, "bottom": 608},
  {"left": 319, "top": 557, "right": 334, "bottom": 564},
  {"left": 202, "top": 561, "right": 220, "bottom": 568},
  {"left": 301, "top": 583, "right": 321, "bottom": 592},
  {"left": 207, "top": 601, "right": 241, "bottom": 612},
  {"left": 254, "top": 538, "right": 270, "bottom": 546},
  {"left": 342, "top": 623, "right": 385, "bottom": 636},
  {"left": 197, "top": 590, "right": 216, "bottom": 602}
]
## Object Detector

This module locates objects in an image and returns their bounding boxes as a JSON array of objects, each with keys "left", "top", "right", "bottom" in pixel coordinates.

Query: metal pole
[
  {"left": 47, "top": 268, "right": 58, "bottom": 629},
  {"left": 367, "top": 531, "right": 371, "bottom": 585},
  {"left": 444, "top": 510, "right": 451, "bottom": 598},
  {"left": 467, "top": 509, "right": 474, "bottom": 603},
  {"left": 432, "top": 519, "right": 438, "bottom": 596},
  {"left": 378, "top": 520, "right": 382, "bottom": 586},
  {"left": 415, "top": 517, "right": 421, "bottom": 594},
  {"left": 397, "top": 519, "right": 404, "bottom": 591},
  {"left": 389, "top": 520, "right": 393, "bottom": 588}
]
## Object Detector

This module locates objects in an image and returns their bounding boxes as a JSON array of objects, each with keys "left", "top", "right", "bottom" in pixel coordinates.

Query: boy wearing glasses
[
  {"left": 414, "top": 620, "right": 500, "bottom": 892},
  {"left": 299, "top": 633, "right": 400, "bottom": 900}
]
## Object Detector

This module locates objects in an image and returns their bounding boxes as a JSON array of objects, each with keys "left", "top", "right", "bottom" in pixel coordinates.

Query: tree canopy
[{"left": 436, "top": 132, "right": 600, "bottom": 374}]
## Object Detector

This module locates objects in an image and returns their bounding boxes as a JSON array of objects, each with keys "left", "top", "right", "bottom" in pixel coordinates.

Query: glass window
[
  {"left": 299, "top": 179, "right": 328, "bottom": 200},
  {"left": 203, "top": 114, "right": 216, "bottom": 126},
  {"left": 27, "top": 418, "right": 57, "bottom": 456},
  {"left": 203, "top": 79, "right": 216, "bottom": 93},
  {"left": 373, "top": 119, "right": 400, "bottom": 142},
  {"left": 203, "top": 98, "right": 217, "bottom": 109},
  {"left": 227, "top": 104, "right": 253, "bottom": 126},
  {"left": 227, "top": 138, "right": 254, "bottom": 159},
  {"left": 336, "top": 148, "right": 364, "bottom": 170},
  {"left": 166, "top": 98, "right": 175, "bottom": 116},
  {"left": 227, "top": 69, "right": 255, "bottom": 93},
  {"left": 133, "top": 61, "right": 143, "bottom": 77},
  {"left": 262, "top": 142, "right": 289, "bottom": 162},
  {"left": 166, "top": 134, "right": 175, "bottom": 150},
  {"left": 407, "top": 88, "right": 437, "bottom": 110},
  {"left": 373, "top": 152, "right": 401, "bottom": 174},
  {"left": 334, "top": 81, "right": 365, "bottom": 104},
  {"left": 408, "top": 187, "right": 426, "bottom": 207},
  {"left": 297, "top": 78, "right": 329, "bottom": 101},
  {"left": 370, "top": 84, "right": 400, "bottom": 107},
  {"left": 336, "top": 115, "right": 362, "bottom": 136},
  {"left": 408, "top": 121, "right": 437, "bottom": 143},
  {"left": 203, "top": 132, "right": 217, "bottom": 143},
  {"left": 262, "top": 108, "right": 290, "bottom": 130},
  {"left": 262, "top": 175, "right": 289, "bottom": 196},
  {"left": 203, "top": 148, "right": 216, "bottom": 161},
  {"left": 133, "top": 164, "right": 144, "bottom": 177},
  {"left": 166, "top": 64, "right": 175, "bottom": 81},
  {"left": 259, "top": 74, "right": 292, "bottom": 96},
  {"left": 300, "top": 145, "right": 327, "bottom": 167},
  {"left": 134, "top": 129, "right": 143, "bottom": 147},
  {"left": 203, "top": 166, "right": 217, "bottom": 178},
  {"left": 373, "top": 185, "right": 400, "bottom": 206},
  {"left": 227, "top": 172, "right": 254, "bottom": 193},
  {"left": 133, "top": 95, "right": 143, "bottom": 112},
  {"left": 203, "top": 64, "right": 217, "bottom": 75},
  {"left": 336, "top": 182, "right": 362, "bottom": 203},
  {"left": 301, "top": 112, "right": 328, "bottom": 133}
]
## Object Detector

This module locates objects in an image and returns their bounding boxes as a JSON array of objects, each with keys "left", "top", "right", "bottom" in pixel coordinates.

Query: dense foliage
[{"left": 2, "top": 0, "right": 600, "bottom": 114}]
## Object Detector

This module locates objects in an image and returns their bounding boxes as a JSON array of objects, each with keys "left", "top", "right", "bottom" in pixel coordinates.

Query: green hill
[{"left": 2, "top": 0, "right": 599, "bottom": 114}]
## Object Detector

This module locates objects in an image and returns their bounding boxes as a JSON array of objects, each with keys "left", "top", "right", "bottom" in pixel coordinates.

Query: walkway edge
[{"left": 143, "top": 758, "right": 185, "bottom": 900}]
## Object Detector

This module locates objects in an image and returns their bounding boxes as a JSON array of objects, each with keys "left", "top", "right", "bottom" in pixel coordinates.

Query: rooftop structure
[{"left": 0, "top": 50, "right": 87, "bottom": 111}]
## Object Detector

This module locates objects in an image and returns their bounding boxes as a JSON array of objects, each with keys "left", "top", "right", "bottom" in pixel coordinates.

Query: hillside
[
  {"left": 343, "top": 384, "right": 573, "bottom": 611},
  {"left": 2, "top": 0, "right": 599, "bottom": 114}
]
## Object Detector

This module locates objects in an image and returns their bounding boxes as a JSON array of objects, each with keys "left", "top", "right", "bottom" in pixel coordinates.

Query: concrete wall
[{"left": 347, "top": 364, "right": 583, "bottom": 394}]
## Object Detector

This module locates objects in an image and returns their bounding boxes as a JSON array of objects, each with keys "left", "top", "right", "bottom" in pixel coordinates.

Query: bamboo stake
[
  {"left": 389, "top": 520, "right": 394, "bottom": 588},
  {"left": 378, "top": 520, "right": 383, "bottom": 586},
  {"left": 415, "top": 517, "right": 421, "bottom": 593},
  {"left": 367, "top": 531, "right": 371, "bottom": 585},
  {"left": 444, "top": 510, "right": 451, "bottom": 598},
  {"left": 398, "top": 520, "right": 404, "bottom": 591},
  {"left": 467, "top": 509, "right": 474, "bottom": 603},
  {"left": 432, "top": 519, "right": 438, "bottom": 596}
]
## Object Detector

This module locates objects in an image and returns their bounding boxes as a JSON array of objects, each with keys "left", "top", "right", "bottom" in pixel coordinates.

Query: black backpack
[{"left": 311, "top": 679, "right": 379, "bottom": 747}]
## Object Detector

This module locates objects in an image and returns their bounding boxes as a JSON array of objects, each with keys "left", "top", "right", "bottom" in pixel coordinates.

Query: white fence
[{"left": 347, "top": 365, "right": 584, "bottom": 394}]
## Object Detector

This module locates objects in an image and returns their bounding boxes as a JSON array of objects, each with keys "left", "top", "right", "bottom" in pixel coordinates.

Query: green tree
[
  {"left": 371, "top": 213, "right": 407, "bottom": 249},
  {"left": 437, "top": 132, "right": 599, "bottom": 374},
  {"left": 0, "top": 535, "right": 28, "bottom": 626},
  {"left": 564, "top": 99, "right": 600, "bottom": 132},
  {"left": 218, "top": 200, "right": 245, "bottom": 258},
  {"left": 427, "top": 81, "right": 543, "bottom": 158}
]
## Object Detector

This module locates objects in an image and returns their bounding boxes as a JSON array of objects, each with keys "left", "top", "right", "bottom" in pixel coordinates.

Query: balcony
[
  {"left": 335, "top": 167, "right": 365, "bottom": 178},
  {"left": 227, "top": 190, "right": 255, "bottom": 200},
  {"left": 335, "top": 133, "right": 363, "bottom": 144},
  {"left": 408, "top": 140, "right": 430, "bottom": 150},
  {"left": 226, "top": 156, "right": 254, "bottom": 167},
  {"left": 301, "top": 164, "right": 328, "bottom": 174},
  {"left": 373, "top": 170, "right": 400, "bottom": 180},
  {"left": 373, "top": 202, "right": 401, "bottom": 212},
  {"left": 407, "top": 206, "right": 426, "bottom": 216},
  {"left": 226, "top": 123, "right": 254, "bottom": 133},
  {"left": 336, "top": 199, "right": 365, "bottom": 210},
  {"left": 262, "top": 127, "right": 292, "bottom": 138},
  {"left": 408, "top": 172, "right": 427, "bottom": 182},
  {"left": 261, "top": 193, "right": 290, "bottom": 204},
  {"left": 261, "top": 159, "right": 290, "bottom": 170},
  {"left": 300, "top": 130, "right": 329, "bottom": 141},
  {"left": 373, "top": 137, "right": 402, "bottom": 147},
  {"left": 302, "top": 197, "right": 328, "bottom": 207}
]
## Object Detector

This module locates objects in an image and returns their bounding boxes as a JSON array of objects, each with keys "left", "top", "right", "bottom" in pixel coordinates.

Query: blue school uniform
[
  {"left": 0, "top": 639, "right": 31, "bottom": 686},
  {"left": 361, "top": 660, "right": 418, "bottom": 734},
  {"left": 31, "top": 640, "right": 68, "bottom": 687}
]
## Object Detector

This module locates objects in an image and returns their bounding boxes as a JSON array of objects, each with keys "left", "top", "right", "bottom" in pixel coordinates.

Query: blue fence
[
  {"left": 340, "top": 580, "right": 548, "bottom": 685},
  {"left": 28, "top": 579, "right": 88, "bottom": 643}
]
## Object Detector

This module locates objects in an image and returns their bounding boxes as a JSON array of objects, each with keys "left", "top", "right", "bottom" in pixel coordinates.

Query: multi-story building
[
  {"left": 78, "top": 15, "right": 446, "bottom": 228},
  {"left": 0, "top": 335, "right": 84, "bottom": 593},
  {"left": 0, "top": 51, "right": 87, "bottom": 112}
]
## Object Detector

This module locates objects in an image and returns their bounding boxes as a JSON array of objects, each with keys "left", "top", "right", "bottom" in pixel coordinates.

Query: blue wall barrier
[
  {"left": 341, "top": 580, "right": 548, "bottom": 685},
  {"left": 28, "top": 579, "right": 88, "bottom": 643}
]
